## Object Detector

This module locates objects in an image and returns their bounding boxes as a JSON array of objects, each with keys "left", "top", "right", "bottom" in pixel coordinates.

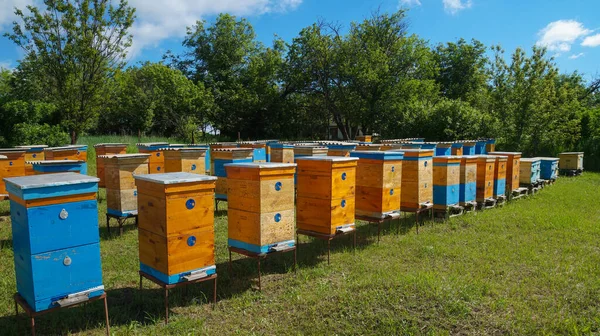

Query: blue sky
[{"left": 1, "top": 0, "right": 599, "bottom": 80}]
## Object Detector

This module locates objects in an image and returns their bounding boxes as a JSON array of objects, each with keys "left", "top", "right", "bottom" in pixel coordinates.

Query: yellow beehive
[
  {"left": 326, "top": 143, "right": 357, "bottom": 157},
  {"left": 451, "top": 143, "right": 463, "bottom": 156},
  {"left": 137, "top": 143, "right": 169, "bottom": 174},
  {"left": 488, "top": 152, "right": 521, "bottom": 193},
  {"left": 355, "top": 144, "right": 382, "bottom": 151},
  {"left": 380, "top": 144, "right": 403, "bottom": 151},
  {"left": 164, "top": 148, "right": 207, "bottom": 175},
  {"left": 135, "top": 172, "right": 217, "bottom": 284},
  {"left": 475, "top": 156, "right": 496, "bottom": 202},
  {"left": 296, "top": 156, "right": 358, "bottom": 235},
  {"left": 432, "top": 156, "right": 461, "bottom": 209},
  {"left": 211, "top": 148, "right": 254, "bottom": 199},
  {"left": 398, "top": 149, "right": 433, "bottom": 209},
  {"left": 15, "top": 145, "right": 47, "bottom": 176},
  {"left": 492, "top": 156, "right": 507, "bottom": 198},
  {"left": 94, "top": 143, "right": 128, "bottom": 187},
  {"left": 238, "top": 142, "right": 268, "bottom": 162},
  {"left": 559, "top": 152, "right": 584, "bottom": 170},
  {"left": 0, "top": 149, "right": 26, "bottom": 196},
  {"left": 44, "top": 146, "right": 89, "bottom": 174},
  {"left": 225, "top": 162, "right": 296, "bottom": 253},
  {"left": 270, "top": 144, "right": 295, "bottom": 163},
  {"left": 350, "top": 151, "right": 403, "bottom": 218},
  {"left": 293, "top": 145, "right": 328, "bottom": 157},
  {"left": 104, "top": 154, "right": 150, "bottom": 216},
  {"left": 459, "top": 156, "right": 478, "bottom": 206},
  {"left": 355, "top": 135, "right": 372, "bottom": 143},
  {"left": 209, "top": 143, "right": 239, "bottom": 176}
]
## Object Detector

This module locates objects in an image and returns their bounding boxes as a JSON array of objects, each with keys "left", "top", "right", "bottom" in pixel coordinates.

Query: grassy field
[{"left": 0, "top": 136, "right": 599, "bottom": 334}]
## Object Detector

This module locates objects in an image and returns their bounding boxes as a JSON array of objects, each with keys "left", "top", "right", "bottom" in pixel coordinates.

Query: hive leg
[
  {"left": 104, "top": 296, "right": 110, "bottom": 336},
  {"left": 257, "top": 258, "right": 262, "bottom": 291},
  {"left": 164, "top": 288, "right": 169, "bottom": 324},
  {"left": 228, "top": 250, "right": 232, "bottom": 274},
  {"left": 139, "top": 273, "right": 142, "bottom": 290},
  {"left": 30, "top": 316, "right": 35, "bottom": 336},
  {"left": 294, "top": 248, "right": 297, "bottom": 273},
  {"left": 106, "top": 215, "right": 110, "bottom": 234},
  {"left": 213, "top": 277, "right": 217, "bottom": 307}
]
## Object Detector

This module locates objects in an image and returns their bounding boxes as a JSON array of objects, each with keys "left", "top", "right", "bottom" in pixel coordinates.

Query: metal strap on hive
[
  {"left": 336, "top": 224, "right": 355, "bottom": 234},
  {"left": 54, "top": 285, "right": 104, "bottom": 307}
]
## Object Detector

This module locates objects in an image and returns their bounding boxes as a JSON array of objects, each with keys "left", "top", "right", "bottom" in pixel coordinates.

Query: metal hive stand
[
  {"left": 296, "top": 227, "right": 357, "bottom": 265},
  {"left": 228, "top": 245, "right": 297, "bottom": 291},
  {"left": 106, "top": 212, "right": 138, "bottom": 236},
  {"left": 400, "top": 203, "right": 434, "bottom": 234},
  {"left": 355, "top": 212, "right": 402, "bottom": 242}
]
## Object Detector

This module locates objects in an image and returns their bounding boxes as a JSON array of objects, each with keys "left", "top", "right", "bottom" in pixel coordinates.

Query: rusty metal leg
[
  {"left": 104, "top": 296, "right": 110, "bottom": 336},
  {"left": 327, "top": 240, "right": 331, "bottom": 265},
  {"left": 377, "top": 222, "right": 381, "bottom": 243},
  {"left": 139, "top": 273, "right": 143, "bottom": 290},
  {"left": 106, "top": 215, "right": 110, "bottom": 234},
  {"left": 30, "top": 316, "right": 35, "bottom": 336},
  {"left": 14, "top": 298, "right": 18, "bottom": 317},
  {"left": 135, "top": 215, "right": 138, "bottom": 228},
  {"left": 228, "top": 249, "right": 232, "bottom": 274},
  {"left": 213, "top": 277, "right": 217, "bottom": 307},
  {"left": 164, "top": 288, "right": 169, "bottom": 324},
  {"left": 119, "top": 218, "right": 124, "bottom": 236},
  {"left": 257, "top": 258, "right": 262, "bottom": 291},
  {"left": 416, "top": 211, "right": 420, "bottom": 235},
  {"left": 293, "top": 248, "right": 297, "bottom": 273}
]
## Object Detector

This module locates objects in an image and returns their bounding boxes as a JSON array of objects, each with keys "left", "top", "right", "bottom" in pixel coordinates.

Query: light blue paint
[
  {"left": 433, "top": 184, "right": 460, "bottom": 206},
  {"left": 459, "top": 181, "right": 477, "bottom": 203},
  {"left": 402, "top": 156, "right": 432, "bottom": 161},
  {"left": 11, "top": 200, "right": 99, "bottom": 256},
  {"left": 228, "top": 239, "right": 295, "bottom": 254},
  {"left": 539, "top": 159, "right": 558, "bottom": 179},
  {"left": 6, "top": 181, "right": 98, "bottom": 201},
  {"left": 140, "top": 263, "right": 216, "bottom": 284},
  {"left": 252, "top": 148, "right": 267, "bottom": 162},
  {"left": 107, "top": 208, "right": 138, "bottom": 217},
  {"left": 494, "top": 178, "right": 506, "bottom": 197},
  {"left": 475, "top": 141, "right": 487, "bottom": 154},
  {"left": 216, "top": 193, "right": 227, "bottom": 200},
  {"left": 32, "top": 162, "right": 84, "bottom": 174},
  {"left": 432, "top": 162, "right": 460, "bottom": 167},
  {"left": 463, "top": 145, "right": 476, "bottom": 155},
  {"left": 15, "top": 243, "right": 104, "bottom": 312},
  {"left": 350, "top": 151, "right": 404, "bottom": 161}
]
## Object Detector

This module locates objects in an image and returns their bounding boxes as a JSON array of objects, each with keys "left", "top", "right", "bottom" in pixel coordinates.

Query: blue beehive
[
  {"left": 519, "top": 158, "right": 541, "bottom": 185},
  {"left": 30, "top": 160, "right": 86, "bottom": 174},
  {"left": 462, "top": 141, "right": 476, "bottom": 155},
  {"left": 475, "top": 140, "right": 487, "bottom": 155},
  {"left": 459, "top": 156, "right": 478, "bottom": 206},
  {"left": 5, "top": 173, "right": 103, "bottom": 312},
  {"left": 451, "top": 142, "right": 464, "bottom": 155},
  {"left": 537, "top": 157, "right": 559, "bottom": 180},
  {"left": 421, "top": 143, "right": 437, "bottom": 151},
  {"left": 432, "top": 156, "right": 461, "bottom": 209},
  {"left": 434, "top": 143, "right": 452, "bottom": 156}
]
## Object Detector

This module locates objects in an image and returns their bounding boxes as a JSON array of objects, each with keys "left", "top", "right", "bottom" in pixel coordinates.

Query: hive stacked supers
[
  {"left": 270, "top": 143, "right": 295, "bottom": 163},
  {"left": 135, "top": 172, "right": 218, "bottom": 284},
  {"left": 44, "top": 145, "right": 89, "bottom": 174},
  {"left": 519, "top": 158, "right": 541, "bottom": 186},
  {"left": 211, "top": 148, "right": 254, "bottom": 200},
  {"left": 239, "top": 142, "right": 267, "bottom": 162},
  {"left": 225, "top": 162, "right": 297, "bottom": 253},
  {"left": 209, "top": 142, "right": 239, "bottom": 175},
  {"left": 164, "top": 148, "right": 207, "bottom": 174},
  {"left": 30, "top": 160, "right": 85, "bottom": 175},
  {"left": 0, "top": 149, "right": 26, "bottom": 197},
  {"left": 459, "top": 156, "right": 478, "bottom": 207},
  {"left": 186, "top": 144, "right": 211, "bottom": 173},
  {"left": 492, "top": 156, "right": 507, "bottom": 199},
  {"left": 432, "top": 156, "right": 461, "bottom": 210},
  {"left": 5, "top": 173, "right": 104, "bottom": 312},
  {"left": 434, "top": 143, "right": 452, "bottom": 156},
  {"left": 15, "top": 145, "right": 48, "bottom": 176},
  {"left": 293, "top": 145, "right": 328, "bottom": 158},
  {"left": 537, "top": 157, "right": 559, "bottom": 180},
  {"left": 475, "top": 156, "right": 496, "bottom": 203},
  {"left": 94, "top": 143, "right": 127, "bottom": 187},
  {"left": 398, "top": 149, "right": 433, "bottom": 209},
  {"left": 104, "top": 154, "right": 150, "bottom": 217},
  {"left": 136, "top": 143, "right": 169, "bottom": 174},
  {"left": 488, "top": 152, "right": 521, "bottom": 196},
  {"left": 350, "top": 151, "right": 403, "bottom": 218},
  {"left": 559, "top": 152, "right": 584, "bottom": 172},
  {"left": 296, "top": 156, "right": 358, "bottom": 234},
  {"left": 486, "top": 139, "right": 496, "bottom": 153},
  {"left": 326, "top": 143, "right": 357, "bottom": 157}
]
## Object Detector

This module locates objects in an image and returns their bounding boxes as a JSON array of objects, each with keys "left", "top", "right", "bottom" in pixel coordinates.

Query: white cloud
[
  {"left": 127, "top": 0, "right": 302, "bottom": 58},
  {"left": 568, "top": 53, "right": 584, "bottom": 59},
  {"left": 399, "top": 0, "right": 422, "bottom": 7},
  {"left": 0, "top": 0, "right": 35, "bottom": 32},
  {"left": 443, "top": 0, "right": 472, "bottom": 14},
  {"left": 581, "top": 33, "right": 600, "bottom": 47},
  {"left": 536, "top": 20, "right": 591, "bottom": 52},
  {"left": 0, "top": 60, "right": 13, "bottom": 70}
]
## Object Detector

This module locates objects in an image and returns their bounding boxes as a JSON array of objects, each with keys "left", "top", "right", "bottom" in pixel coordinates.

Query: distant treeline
[{"left": 0, "top": 2, "right": 599, "bottom": 169}]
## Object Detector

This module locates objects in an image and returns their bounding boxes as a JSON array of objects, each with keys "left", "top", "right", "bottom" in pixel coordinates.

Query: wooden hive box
[
  {"left": 380, "top": 144, "right": 404, "bottom": 151},
  {"left": 558, "top": 152, "right": 584, "bottom": 171},
  {"left": 296, "top": 156, "right": 358, "bottom": 235},
  {"left": 136, "top": 143, "right": 169, "bottom": 174},
  {"left": 355, "top": 135, "right": 372, "bottom": 143},
  {"left": 401, "top": 143, "right": 423, "bottom": 149},
  {"left": 270, "top": 143, "right": 295, "bottom": 163},
  {"left": 15, "top": 145, "right": 48, "bottom": 176},
  {"left": 209, "top": 142, "right": 239, "bottom": 176},
  {"left": 94, "top": 143, "right": 127, "bottom": 188},
  {"left": 326, "top": 143, "right": 357, "bottom": 157},
  {"left": 164, "top": 148, "right": 207, "bottom": 175},
  {"left": 462, "top": 141, "right": 476, "bottom": 155},
  {"left": 293, "top": 145, "right": 328, "bottom": 158},
  {"left": 186, "top": 144, "right": 211, "bottom": 174},
  {"left": 30, "top": 160, "right": 85, "bottom": 175},
  {"left": 459, "top": 156, "right": 478, "bottom": 206},
  {"left": 397, "top": 149, "right": 433, "bottom": 210},
  {"left": 104, "top": 154, "right": 150, "bottom": 217},
  {"left": 519, "top": 158, "right": 541, "bottom": 185},
  {"left": 225, "top": 162, "right": 297, "bottom": 253},
  {"left": 488, "top": 151, "right": 522, "bottom": 194},
  {"left": 451, "top": 143, "right": 464, "bottom": 156},
  {"left": 475, "top": 156, "right": 496, "bottom": 202},
  {"left": 212, "top": 148, "right": 253, "bottom": 199},
  {"left": 432, "top": 156, "right": 461, "bottom": 209},
  {"left": 239, "top": 142, "right": 268, "bottom": 162},
  {"left": 44, "top": 145, "right": 88, "bottom": 174},
  {"left": 135, "top": 172, "right": 218, "bottom": 284},
  {"left": 492, "top": 156, "right": 507, "bottom": 198},
  {"left": 537, "top": 157, "right": 559, "bottom": 180},
  {"left": 434, "top": 143, "right": 452, "bottom": 157},
  {"left": 0, "top": 149, "right": 26, "bottom": 196},
  {"left": 5, "top": 173, "right": 103, "bottom": 312},
  {"left": 263, "top": 140, "right": 279, "bottom": 162},
  {"left": 355, "top": 143, "right": 382, "bottom": 151},
  {"left": 475, "top": 140, "right": 487, "bottom": 155},
  {"left": 350, "top": 151, "right": 403, "bottom": 218},
  {"left": 421, "top": 143, "right": 437, "bottom": 151},
  {"left": 486, "top": 139, "right": 496, "bottom": 153}
]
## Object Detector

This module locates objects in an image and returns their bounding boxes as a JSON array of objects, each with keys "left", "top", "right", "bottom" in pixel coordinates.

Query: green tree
[{"left": 5, "top": 0, "right": 135, "bottom": 143}]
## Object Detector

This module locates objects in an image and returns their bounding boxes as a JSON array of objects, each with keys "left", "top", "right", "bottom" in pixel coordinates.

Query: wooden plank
[{"left": 228, "top": 208, "right": 295, "bottom": 246}]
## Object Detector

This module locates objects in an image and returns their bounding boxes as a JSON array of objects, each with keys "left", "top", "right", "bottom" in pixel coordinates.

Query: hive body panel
[{"left": 399, "top": 150, "right": 433, "bottom": 209}]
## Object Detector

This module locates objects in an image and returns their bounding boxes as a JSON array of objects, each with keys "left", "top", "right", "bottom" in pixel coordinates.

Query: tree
[{"left": 5, "top": 0, "right": 135, "bottom": 144}]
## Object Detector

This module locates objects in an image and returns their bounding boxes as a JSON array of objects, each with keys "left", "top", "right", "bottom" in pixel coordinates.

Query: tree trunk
[{"left": 71, "top": 130, "right": 77, "bottom": 145}]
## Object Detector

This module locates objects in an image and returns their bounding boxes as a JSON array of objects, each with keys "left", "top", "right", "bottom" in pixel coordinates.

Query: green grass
[{"left": 0, "top": 138, "right": 599, "bottom": 334}]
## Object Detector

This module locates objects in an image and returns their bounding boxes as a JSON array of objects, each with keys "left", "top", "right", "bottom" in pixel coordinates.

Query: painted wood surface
[
  {"left": 164, "top": 148, "right": 207, "bottom": 174},
  {"left": 432, "top": 156, "right": 461, "bottom": 208},
  {"left": 476, "top": 156, "right": 496, "bottom": 201},
  {"left": 459, "top": 156, "right": 477, "bottom": 205},
  {"left": 558, "top": 152, "right": 584, "bottom": 170},
  {"left": 94, "top": 143, "right": 127, "bottom": 187},
  {"left": 537, "top": 157, "right": 559, "bottom": 179},
  {"left": 399, "top": 149, "right": 433, "bottom": 209},
  {"left": 355, "top": 135, "right": 372, "bottom": 142},
  {"left": 492, "top": 156, "right": 507, "bottom": 197},
  {"left": 488, "top": 152, "right": 522, "bottom": 193},
  {"left": 270, "top": 145, "right": 295, "bottom": 163},
  {"left": 0, "top": 150, "right": 26, "bottom": 195},
  {"left": 519, "top": 158, "right": 541, "bottom": 185},
  {"left": 31, "top": 160, "right": 85, "bottom": 175}
]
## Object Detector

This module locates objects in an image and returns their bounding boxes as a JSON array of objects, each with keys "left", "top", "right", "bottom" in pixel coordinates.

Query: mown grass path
[{"left": 0, "top": 137, "right": 598, "bottom": 335}]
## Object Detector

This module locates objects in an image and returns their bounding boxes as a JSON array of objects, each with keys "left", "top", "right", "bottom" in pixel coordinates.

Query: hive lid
[
  {"left": 45, "top": 145, "right": 87, "bottom": 150},
  {"left": 134, "top": 172, "right": 217, "bottom": 184},
  {"left": 488, "top": 151, "right": 522, "bottom": 156},
  {"left": 325, "top": 143, "right": 358, "bottom": 149},
  {"left": 295, "top": 156, "right": 358, "bottom": 162},
  {"left": 560, "top": 152, "right": 584, "bottom": 155},
  {"left": 0, "top": 155, "right": 7, "bottom": 159},
  {"left": 433, "top": 155, "right": 462, "bottom": 161},
  {"left": 15, "top": 145, "right": 48, "bottom": 149},
  {"left": 136, "top": 142, "right": 169, "bottom": 146},
  {"left": 100, "top": 154, "right": 150, "bottom": 159},
  {"left": 212, "top": 148, "right": 253, "bottom": 152},
  {"left": 350, "top": 151, "right": 404, "bottom": 160},
  {"left": 4, "top": 172, "right": 99, "bottom": 189},
  {"left": 93, "top": 143, "right": 128, "bottom": 147},
  {"left": 534, "top": 157, "right": 559, "bottom": 161},
  {"left": 520, "top": 158, "right": 541, "bottom": 162},
  {"left": 0, "top": 148, "right": 26, "bottom": 153},
  {"left": 224, "top": 162, "right": 297, "bottom": 169},
  {"left": 293, "top": 145, "right": 327, "bottom": 149},
  {"left": 162, "top": 147, "right": 207, "bottom": 152},
  {"left": 269, "top": 143, "right": 294, "bottom": 148},
  {"left": 28, "top": 160, "right": 84, "bottom": 165}
]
